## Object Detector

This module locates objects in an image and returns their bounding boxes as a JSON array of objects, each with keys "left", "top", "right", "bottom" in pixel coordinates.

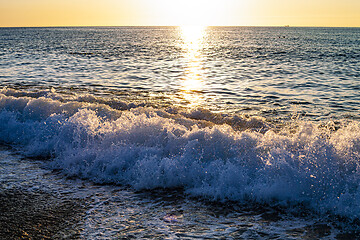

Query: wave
[{"left": 1, "top": 88, "right": 360, "bottom": 220}]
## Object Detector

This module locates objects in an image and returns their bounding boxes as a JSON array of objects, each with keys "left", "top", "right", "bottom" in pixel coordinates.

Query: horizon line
[{"left": 1, "top": 25, "right": 360, "bottom": 28}]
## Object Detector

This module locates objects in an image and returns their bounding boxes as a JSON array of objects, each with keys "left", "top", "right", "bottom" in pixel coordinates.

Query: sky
[{"left": 0, "top": 0, "right": 359, "bottom": 27}]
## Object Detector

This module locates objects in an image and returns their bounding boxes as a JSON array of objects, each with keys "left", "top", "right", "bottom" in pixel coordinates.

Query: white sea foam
[{"left": 1, "top": 89, "right": 360, "bottom": 219}]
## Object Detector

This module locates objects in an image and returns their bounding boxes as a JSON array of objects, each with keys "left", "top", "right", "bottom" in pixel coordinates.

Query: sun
[
  {"left": 149, "top": 0, "right": 222, "bottom": 26},
  {"left": 175, "top": 0, "right": 215, "bottom": 26}
]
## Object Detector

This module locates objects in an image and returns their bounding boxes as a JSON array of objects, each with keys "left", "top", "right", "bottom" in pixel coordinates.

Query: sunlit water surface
[{"left": 1, "top": 26, "right": 359, "bottom": 120}]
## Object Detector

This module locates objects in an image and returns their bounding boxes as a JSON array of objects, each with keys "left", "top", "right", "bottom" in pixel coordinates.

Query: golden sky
[{"left": 0, "top": 0, "right": 359, "bottom": 27}]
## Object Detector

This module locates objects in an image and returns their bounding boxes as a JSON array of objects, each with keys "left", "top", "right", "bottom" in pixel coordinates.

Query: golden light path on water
[{"left": 179, "top": 25, "right": 207, "bottom": 108}]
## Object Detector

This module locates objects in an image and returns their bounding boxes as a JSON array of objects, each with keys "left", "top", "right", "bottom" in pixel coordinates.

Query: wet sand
[{"left": 0, "top": 188, "right": 85, "bottom": 240}]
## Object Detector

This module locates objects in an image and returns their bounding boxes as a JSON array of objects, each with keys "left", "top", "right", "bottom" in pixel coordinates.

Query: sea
[{"left": 0, "top": 26, "right": 360, "bottom": 239}]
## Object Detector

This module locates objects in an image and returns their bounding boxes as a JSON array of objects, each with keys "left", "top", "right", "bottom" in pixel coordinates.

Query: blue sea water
[{"left": 0, "top": 26, "right": 360, "bottom": 238}]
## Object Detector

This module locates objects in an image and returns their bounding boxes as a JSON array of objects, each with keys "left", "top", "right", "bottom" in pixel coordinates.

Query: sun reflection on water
[{"left": 179, "top": 25, "right": 207, "bottom": 108}]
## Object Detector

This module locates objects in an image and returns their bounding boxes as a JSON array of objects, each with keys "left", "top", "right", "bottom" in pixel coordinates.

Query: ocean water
[{"left": 0, "top": 26, "right": 360, "bottom": 238}]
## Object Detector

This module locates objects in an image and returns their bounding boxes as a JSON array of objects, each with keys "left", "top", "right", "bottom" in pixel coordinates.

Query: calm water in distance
[{"left": 1, "top": 26, "right": 359, "bottom": 121}]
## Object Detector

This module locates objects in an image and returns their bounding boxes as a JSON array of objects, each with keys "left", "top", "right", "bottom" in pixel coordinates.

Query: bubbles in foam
[{"left": 1, "top": 88, "right": 360, "bottom": 220}]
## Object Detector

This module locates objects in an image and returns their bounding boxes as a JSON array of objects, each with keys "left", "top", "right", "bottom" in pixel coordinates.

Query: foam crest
[{"left": 1, "top": 89, "right": 360, "bottom": 219}]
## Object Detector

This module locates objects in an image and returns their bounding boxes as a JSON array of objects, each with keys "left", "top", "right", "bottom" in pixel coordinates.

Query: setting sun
[{"left": 146, "top": 0, "right": 224, "bottom": 26}]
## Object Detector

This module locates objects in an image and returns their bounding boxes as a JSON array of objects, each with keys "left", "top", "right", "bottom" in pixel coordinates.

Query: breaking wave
[{"left": 1, "top": 88, "right": 360, "bottom": 220}]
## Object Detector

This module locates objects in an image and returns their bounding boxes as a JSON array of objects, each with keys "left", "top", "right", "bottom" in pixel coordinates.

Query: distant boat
[{"left": 284, "top": 25, "right": 290, "bottom": 27}]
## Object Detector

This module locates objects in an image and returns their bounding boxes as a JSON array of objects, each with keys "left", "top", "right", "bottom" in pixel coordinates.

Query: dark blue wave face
[{"left": 0, "top": 26, "right": 359, "bottom": 121}]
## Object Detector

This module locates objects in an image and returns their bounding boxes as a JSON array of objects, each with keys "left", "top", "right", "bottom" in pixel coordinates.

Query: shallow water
[{"left": 1, "top": 147, "right": 358, "bottom": 239}]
